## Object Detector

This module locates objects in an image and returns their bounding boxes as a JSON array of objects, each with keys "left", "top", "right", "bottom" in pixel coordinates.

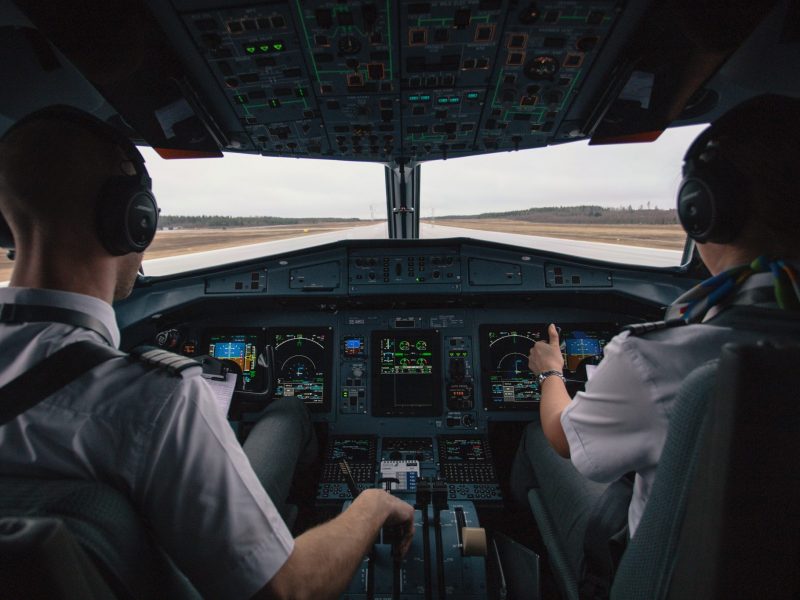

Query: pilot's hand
[
  {"left": 529, "top": 323, "right": 564, "bottom": 375},
  {"left": 378, "top": 490, "right": 415, "bottom": 557}
]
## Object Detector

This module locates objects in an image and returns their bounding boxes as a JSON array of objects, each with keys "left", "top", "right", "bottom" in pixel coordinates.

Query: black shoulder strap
[
  {"left": 0, "top": 303, "right": 115, "bottom": 346},
  {"left": 0, "top": 341, "right": 123, "bottom": 426}
]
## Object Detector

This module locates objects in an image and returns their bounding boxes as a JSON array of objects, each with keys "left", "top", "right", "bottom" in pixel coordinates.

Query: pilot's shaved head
[{"left": 0, "top": 115, "right": 126, "bottom": 249}]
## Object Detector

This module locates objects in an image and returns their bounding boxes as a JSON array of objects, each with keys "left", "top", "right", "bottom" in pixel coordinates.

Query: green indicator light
[
  {"left": 259, "top": 44, "right": 270, "bottom": 52},
  {"left": 269, "top": 98, "right": 281, "bottom": 108},
  {"left": 343, "top": 390, "right": 349, "bottom": 397},
  {"left": 421, "top": 94, "right": 431, "bottom": 101},
  {"left": 246, "top": 46, "right": 256, "bottom": 54},
  {"left": 416, "top": 277, "right": 423, "bottom": 282},
  {"left": 234, "top": 94, "right": 247, "bottom": 104},
  {"left": 437, "top": 97, "right": 448, "bottom": 104},
  {"left": 449, "top": 97, "right": 460, "bottom": 103},
  {"left": 296, "top": 88, "right": 306, "bottom": 97},
  {"left": 466, "top": 92, "right": 479, "bottom": 99},
  {"left": 273, "top": 42, "right": 284, "bottom": 51}
]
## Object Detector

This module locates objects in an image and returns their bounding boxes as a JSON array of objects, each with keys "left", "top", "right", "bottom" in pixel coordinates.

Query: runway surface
[{"left": 140, "top": 222, "right": 683, "bottom": 276}]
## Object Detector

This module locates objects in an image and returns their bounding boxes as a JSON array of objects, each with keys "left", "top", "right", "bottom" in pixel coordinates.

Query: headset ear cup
[
  {"left": 97, "top": 179, "right": 159, "bottom": 255},
  {"left": 677, "top": 176, "right": 716, "bottom": 243},
  {"left": 678, "top": 150, "right": 747, "bottom": 244}
]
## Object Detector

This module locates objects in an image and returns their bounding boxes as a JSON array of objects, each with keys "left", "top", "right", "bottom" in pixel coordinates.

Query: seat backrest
[
  {"left": 610, "top": 358, "right": 720, "bottom": 599},
  {"left": 0, "top": 478, "right": 201, "bottom": 600},
  {"left": 611, "top": 341, "right": 800, "bottom": 600},
  {"left": 666, "top": 341, "right": 800, "bottom": 600}
]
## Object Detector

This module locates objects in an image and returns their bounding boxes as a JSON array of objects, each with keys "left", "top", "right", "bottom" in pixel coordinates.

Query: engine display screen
[
  {"left": 207, "top": 332, "right": 262, "bottom": 392},
  {"left": 481, "top": 324, "right": 617, "bottom": 410},
  {"left": 269, "top": 327, "right": 332, "bottom": 411},
  {"left": 371, "top": 330, "right": 441, "bottom": 416}
]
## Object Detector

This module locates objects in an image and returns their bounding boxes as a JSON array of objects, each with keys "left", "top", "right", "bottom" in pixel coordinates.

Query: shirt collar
[{"left": 0, "top": 287, "right": 121, "bottom": 348}]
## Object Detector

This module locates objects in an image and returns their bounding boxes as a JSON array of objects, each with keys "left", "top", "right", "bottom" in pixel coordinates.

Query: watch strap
[{"left": 538, "top": 370, "right": 566, "bottom": 384}]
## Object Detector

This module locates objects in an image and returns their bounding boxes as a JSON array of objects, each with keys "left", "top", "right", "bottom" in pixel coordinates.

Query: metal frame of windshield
[{"left": 384, "top": 161, "right": 420, "bottom": 239}]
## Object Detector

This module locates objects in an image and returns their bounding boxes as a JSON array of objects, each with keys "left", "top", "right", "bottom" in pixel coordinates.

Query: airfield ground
[{"left": 0, "top": 221, "right": 684, "bottom": 281}]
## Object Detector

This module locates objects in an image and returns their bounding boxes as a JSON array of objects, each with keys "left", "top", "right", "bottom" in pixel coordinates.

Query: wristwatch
[{"left": 538, "top": 370, "right": 566, "bottom": 385}]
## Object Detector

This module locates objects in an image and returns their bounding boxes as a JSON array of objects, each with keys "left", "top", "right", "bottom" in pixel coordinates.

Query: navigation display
[
  {"left": 480, "top": 324, "right": 617, "bottom": 410},
  {"left": 480, "top": 325, "right": 545, "bottom": 410},
  {"left": 371, "top": 330, "right": 441, "bottom": 416},
  {"left": 269, "top": 327, "right": 332, "bottom": 411},
  {"left": 207, "top": 332, "right": 262, "bottom": 392}
]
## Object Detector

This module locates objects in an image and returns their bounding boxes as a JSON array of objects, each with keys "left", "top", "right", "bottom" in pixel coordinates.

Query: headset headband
[{"left": 1, "top": 105, "right": 148, "bottom": 180}]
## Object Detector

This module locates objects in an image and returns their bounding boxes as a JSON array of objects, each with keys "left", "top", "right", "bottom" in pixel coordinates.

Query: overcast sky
[{"left": 141, "top": 124, "right": 706, "bottom": 220}]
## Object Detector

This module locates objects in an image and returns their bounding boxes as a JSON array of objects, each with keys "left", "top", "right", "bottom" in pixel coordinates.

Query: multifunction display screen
[
  {"left": 342, "top": 336, "right": 366, "bottom": 358},
  {"left": 439, "top": 437, "right": 488, "bottom": 462},
  {"left": 269, "top": 327, "right": 332, "bottom": 411},
  {"left": 481, "top": 324, "right": 617, "bottom": 410},
  {"left": 371, "top": 330, "right": 441, "bottom": 416},
  {"left": 330, "top": 437, "right": 375, "bottom": 463},
  {"left": 561, "top": 328, "right": 613, "bottom": 379},
  {"left": 207, "top": 332, "right": 262, "bottom": 392}
]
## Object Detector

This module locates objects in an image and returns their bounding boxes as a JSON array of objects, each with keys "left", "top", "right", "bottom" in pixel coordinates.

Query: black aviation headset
[
  {"left": 676, "top": 123, "right": 748, "bottom": 244},
  {"left": 0, "top": 105, "right": 159, "bottom": 255}
]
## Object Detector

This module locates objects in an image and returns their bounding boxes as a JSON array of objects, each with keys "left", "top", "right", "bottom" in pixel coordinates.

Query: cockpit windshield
[{"left": 124, "top": 123, "right": 705, "bottom": 277}]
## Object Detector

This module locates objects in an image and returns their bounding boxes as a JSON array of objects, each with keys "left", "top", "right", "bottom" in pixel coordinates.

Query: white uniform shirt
[
  {"left": 561, "top": 301, "right": 775, "bottom": 537},
  {"left": 0, "top": 287, "right": 293, "bottom": 599}
]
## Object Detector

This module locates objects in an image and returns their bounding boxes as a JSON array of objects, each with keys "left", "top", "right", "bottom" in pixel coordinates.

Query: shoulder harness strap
[
  {"left": 0, "top": 340, "right": 124, "bottom": 426},
  {"left": 0, "top": 302, "right": 116, "bottom": 346}
]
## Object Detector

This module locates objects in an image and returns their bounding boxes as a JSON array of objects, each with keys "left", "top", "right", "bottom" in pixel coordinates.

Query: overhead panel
[
  {"left": 178, "top": 1, "right": 621, "bottom": 163},
  {"left": 181, "top": 3, "right": 325, "bottom": 156}
]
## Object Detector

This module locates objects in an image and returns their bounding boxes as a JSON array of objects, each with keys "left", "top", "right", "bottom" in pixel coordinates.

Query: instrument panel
[
  {"left": 167, "top": 310, "right": 621, "bottom": 432},
  {"left": 138, "top": 243, "right": 687, "bottom": 433}
]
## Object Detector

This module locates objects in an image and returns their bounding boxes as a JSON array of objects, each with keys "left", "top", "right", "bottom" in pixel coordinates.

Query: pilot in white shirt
[{"left": 0, "top": 286, "right": 305, "bottom": 599}]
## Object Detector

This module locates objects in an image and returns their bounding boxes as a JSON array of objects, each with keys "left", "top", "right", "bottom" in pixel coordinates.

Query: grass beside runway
[{"left": 0, "top": 220, "right": 684, "bottom": 281}]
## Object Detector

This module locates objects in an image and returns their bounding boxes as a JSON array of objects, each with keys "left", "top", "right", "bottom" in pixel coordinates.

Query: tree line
[
  {"left": 160, "top": 206, "right": 678, "bottom": 229},
  {"left": 433, "top": 205, "right": 679, "bottom": 225},
  {"left": 159, "top": 215, "right": 361, "bottom": 229}
]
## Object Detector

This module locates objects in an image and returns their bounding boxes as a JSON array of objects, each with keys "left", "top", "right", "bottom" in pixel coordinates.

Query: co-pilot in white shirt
[
  {"left": 0, "top": 287, "right": 293, "bottom": 600},
  {"left": 561, "top": 272, "right": 782, "bottom": 537}
]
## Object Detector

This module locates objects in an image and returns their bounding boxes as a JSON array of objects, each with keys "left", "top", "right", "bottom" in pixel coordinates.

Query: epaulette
[
  {"left": 129, "top": 345, "right": 202, "bottom": 376},
  {"left": 622, "top": 318, "right": 687, "bottom": 336}
]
